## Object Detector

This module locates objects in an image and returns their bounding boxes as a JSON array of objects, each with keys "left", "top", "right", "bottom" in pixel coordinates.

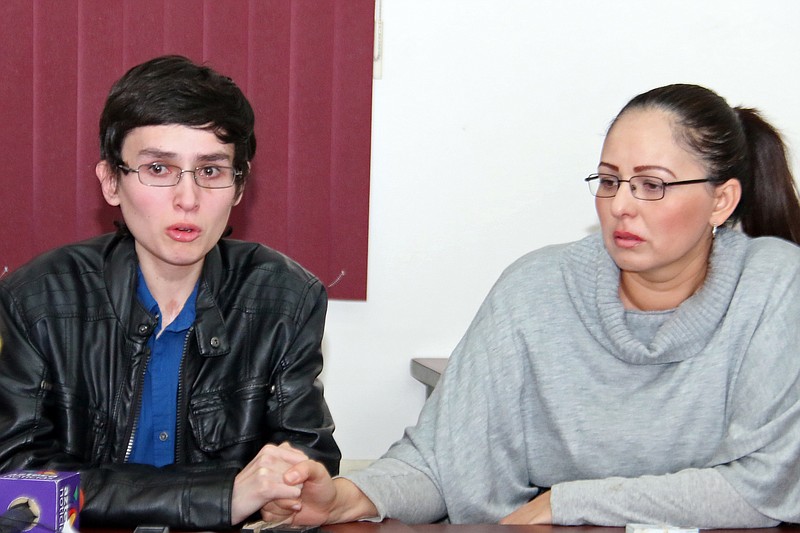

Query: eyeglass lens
[
  {"left": 588, "top": 175, "right": 666, "bottom": 201},
  {"left": 136, "top": 163, "right": 235, "bottom": 189}
]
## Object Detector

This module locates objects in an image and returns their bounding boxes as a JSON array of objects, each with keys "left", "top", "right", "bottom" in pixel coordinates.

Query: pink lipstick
[{"left": 613, "top": 230, "right": 643, "bottom": 249}]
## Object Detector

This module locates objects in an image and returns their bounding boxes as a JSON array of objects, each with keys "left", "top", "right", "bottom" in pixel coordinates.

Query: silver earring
[{"left": 712, "top": 225, "right": 718, "bottom": 238}]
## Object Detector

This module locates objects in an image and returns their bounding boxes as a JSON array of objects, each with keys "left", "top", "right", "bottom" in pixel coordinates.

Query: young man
[{"left": 0, "top": 55, "right": 340, "bottom": 529}]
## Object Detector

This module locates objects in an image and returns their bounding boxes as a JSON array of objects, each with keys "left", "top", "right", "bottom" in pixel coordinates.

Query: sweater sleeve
[
  {"left": 344, "top": 458, "right": 446, "bottom": 523},
  {"left": 551, "top": 468, "right": 778, "bottom": 528},
  {"left": 345, "top": 267, "right": 545, "bottom": 523}
]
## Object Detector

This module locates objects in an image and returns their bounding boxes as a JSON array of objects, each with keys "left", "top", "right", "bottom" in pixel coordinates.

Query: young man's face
[{"left": 97, "top": 124, "right": 242, "bottom": 277}]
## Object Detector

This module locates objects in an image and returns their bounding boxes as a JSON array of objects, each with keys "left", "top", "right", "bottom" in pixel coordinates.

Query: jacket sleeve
[
  {"left": 0, "top": 284, "right": 241, "bottom": 530},
  {"left": 79, "top": 462, "right": 239, "bottom": 528},
  {"left": 0, "top": 283, "right": 68, "bottom": 469},
  {"left": 266, "top": 280, "right": 341, "bottom": 475}
]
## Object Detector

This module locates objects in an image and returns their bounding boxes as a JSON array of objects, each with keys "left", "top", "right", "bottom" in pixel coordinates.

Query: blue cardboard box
[{"left": 0, "top": 471, "right": 81, "bottom": 533}]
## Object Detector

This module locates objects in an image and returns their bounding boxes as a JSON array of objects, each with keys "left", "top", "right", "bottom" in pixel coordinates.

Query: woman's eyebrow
[{"left": 633, "top": 165, "right": 677, "bottom": 177}]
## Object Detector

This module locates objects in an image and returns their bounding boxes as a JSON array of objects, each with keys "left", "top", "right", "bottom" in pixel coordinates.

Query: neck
[
  {"left": 138, "top": 261, "right": 202, "bottom": 328},
  {"left": 619, "top": 240, "right": 712, "bottom": 312}
]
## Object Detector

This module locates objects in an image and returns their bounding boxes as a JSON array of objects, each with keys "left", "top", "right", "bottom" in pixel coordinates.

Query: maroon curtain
[{"left": 0, "top": 0, "right": 373, "bottom": 300}]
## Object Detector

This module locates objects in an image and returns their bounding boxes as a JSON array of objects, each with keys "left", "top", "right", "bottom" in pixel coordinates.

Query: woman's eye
[
  {"left": 640, "top": 179, "right": 663, "bottom": 191},
  {"left": 598, "top": 177, "right": 618, "bottom": 188}
]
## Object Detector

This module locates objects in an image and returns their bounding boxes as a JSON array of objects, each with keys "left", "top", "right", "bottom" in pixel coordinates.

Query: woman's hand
[
  {"left": 500, "top": 490, "right": 553, "bottom": 525},
  {"left": 260, "top": 460, "right": 380, "bottom": 526},
  {"left": 260, "top": 459, "right": 338, "bottom": 525}
]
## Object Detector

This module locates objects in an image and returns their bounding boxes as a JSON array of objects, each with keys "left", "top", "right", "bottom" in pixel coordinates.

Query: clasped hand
[
  {"left": 231, "top": 442, "right": 552, "bottom": 526},
  {"left": 231, "top": 442, "right": 308, "bottom": 525},
  {"left": 231, "top": 442, "right": 339, "bottom": 526}
]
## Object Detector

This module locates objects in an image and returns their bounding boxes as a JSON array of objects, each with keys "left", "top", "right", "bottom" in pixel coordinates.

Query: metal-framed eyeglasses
[
  {"left": 118, "top": 163, "right": 241, "bottom": 189},
  {"left": 585, "top": 173, "right": 711, "bottom": 201}
]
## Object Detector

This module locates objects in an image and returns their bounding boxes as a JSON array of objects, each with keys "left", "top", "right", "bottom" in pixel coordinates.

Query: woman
[{"left": 266, "top": 84, "right": 800, "bottom": 528}]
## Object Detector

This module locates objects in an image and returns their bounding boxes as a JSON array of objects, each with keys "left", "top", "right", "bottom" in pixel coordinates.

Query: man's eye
[
  {"left": 198, "top": 166, "right": 221, "bottom": 178},
  {"left": 146, "top": 163, "right": 172, "bottom": 176}
]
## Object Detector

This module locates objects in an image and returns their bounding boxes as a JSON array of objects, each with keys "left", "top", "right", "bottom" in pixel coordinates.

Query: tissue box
[
  {"left": 0, "top": 471, "right": 81, "bottom": 533},
  {"left": 626, "top": 524, "right": 698, "bottom": 533}
]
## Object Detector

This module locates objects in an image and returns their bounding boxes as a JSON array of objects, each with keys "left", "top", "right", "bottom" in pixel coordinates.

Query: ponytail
[{"left": 736, "top": 107, "right": 800, "bottom": 245}]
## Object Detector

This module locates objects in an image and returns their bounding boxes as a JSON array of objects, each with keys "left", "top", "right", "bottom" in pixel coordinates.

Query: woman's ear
[
  {"left": 96, "top": 161, "right": 121, "bottom": 207},
  {"left": 710, "top": 178, "right": 742, "bottom": 227}
]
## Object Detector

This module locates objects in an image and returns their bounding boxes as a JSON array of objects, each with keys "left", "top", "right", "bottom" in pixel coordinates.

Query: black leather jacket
[{"left": 0, "top": 233, "right": 340, "bottom": 529}]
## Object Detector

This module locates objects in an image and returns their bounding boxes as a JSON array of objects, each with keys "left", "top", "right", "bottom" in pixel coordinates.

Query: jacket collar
[
  {"left": 194, "top": 244, "right": 230, "bottom": 357},
  {"left": 103, "top": 233, "right": 230, "bottom": 358}
]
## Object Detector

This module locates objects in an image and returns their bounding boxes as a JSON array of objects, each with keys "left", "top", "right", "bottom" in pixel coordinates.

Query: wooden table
[
  {"left": 83, "top": 520, "right": 800, "bottom": 533},
  {"left": 326, "top": 522, "right": 800, "bottom": 533},
  {"left": 410, "top": 358, "right": 449, "bottom": 397}
]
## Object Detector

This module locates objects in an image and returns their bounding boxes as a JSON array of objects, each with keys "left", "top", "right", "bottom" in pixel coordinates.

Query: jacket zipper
[
  {"left": 123, "top": 314, "right": 160, "bottom": 463},
  {"left": 174, "top": 326, "right": 193, "bottom": 464},
  {"left": 124, "top": 335, "right": 154, "bottom": 462}
]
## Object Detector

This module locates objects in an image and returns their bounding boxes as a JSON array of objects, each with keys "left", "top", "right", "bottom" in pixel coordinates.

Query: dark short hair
[{"left": 99, "top": 55, "right": 256, "bottom": 196}]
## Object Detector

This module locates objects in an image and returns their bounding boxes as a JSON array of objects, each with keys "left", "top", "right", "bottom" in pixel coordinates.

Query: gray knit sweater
[{"left": 346, "top": 229, "right": 800, "bottom": 527}]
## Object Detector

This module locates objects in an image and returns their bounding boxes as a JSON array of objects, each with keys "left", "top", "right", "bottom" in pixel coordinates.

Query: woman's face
[{"left": 596, "top": 108, "right": 719, "bottom": 285}]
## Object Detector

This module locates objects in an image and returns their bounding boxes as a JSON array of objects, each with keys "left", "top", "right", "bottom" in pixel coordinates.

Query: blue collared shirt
[{"left": 129, "top": 268, "right": 198, "bottom": 467}]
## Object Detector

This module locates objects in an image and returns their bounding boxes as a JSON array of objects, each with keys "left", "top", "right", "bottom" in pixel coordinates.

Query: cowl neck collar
[{"left": 563, "top": 228, "right": 747, "bottom": 365}]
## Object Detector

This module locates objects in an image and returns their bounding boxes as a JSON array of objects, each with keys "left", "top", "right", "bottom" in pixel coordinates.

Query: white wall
[{"left": 321, "top": 0, "right": 800, "bottom": 460}]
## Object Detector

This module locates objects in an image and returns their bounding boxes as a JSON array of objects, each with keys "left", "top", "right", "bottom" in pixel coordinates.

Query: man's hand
[
  {"left": 259, "top": 458, "right": 337, "bottom": 525},
  {"left": 231, "top": 443, "right": 309, "bottom": 525},
  {"left": 499, "top": 490, "right": 552, "bottom": 525}
]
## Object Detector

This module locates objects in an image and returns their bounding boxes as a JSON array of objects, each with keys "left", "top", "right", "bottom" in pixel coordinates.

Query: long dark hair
[{"left": 612, "top": 84, "right": 800, "bottom": 245}]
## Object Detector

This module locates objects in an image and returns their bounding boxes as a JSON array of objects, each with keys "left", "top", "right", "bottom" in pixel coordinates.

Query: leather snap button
[
  {"left": 210, "top": 337, "right": 221, "bottom": 348},
  {"left": 270, "top": 384, "right": 277, "bottom": 394},
  {"left": 138, "top": 324, "right": 150, "bottom": 335}
]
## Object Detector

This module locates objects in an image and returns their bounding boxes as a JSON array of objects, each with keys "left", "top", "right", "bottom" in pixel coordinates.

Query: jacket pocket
[
  {"left": 188, "top": 381, "right": 272, "bottom": 453},
  {"left": 43, "top": 385, "right": 108, "bottom": 460}
]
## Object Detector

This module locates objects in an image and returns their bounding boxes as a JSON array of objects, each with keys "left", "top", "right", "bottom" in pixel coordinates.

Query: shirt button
[
  {"left": 159, "top": 431, "right": 169, "bottom": 442},
  {"left": 210, "top": 337, "right": 221, "bottom": 348}
]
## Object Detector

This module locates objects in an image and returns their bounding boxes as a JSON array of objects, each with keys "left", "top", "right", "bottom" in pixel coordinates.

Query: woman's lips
[
  {"left": 167, "top": 224, "right": 201, "bottom": 242},
  {"left": 613, "top": 230, "right": 644, "bottom": 249}
]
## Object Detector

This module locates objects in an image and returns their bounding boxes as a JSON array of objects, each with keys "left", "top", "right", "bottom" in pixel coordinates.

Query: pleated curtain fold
[{"left": 0, "top": 0, "right": 373, "bottom": 299}]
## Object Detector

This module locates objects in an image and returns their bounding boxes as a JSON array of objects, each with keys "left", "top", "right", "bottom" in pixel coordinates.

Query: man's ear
[
  {"left": 96, "top": 161, "right": 121, "bottom": 207},
  {"left": 710, "top": 178, "right": 742, "bottom": 227},
  {"left": 233, "top": 186, "right": 244, "bottom": 207},
  {"left": 232, "top": 162, "right": 250, "bottom": 206}
]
